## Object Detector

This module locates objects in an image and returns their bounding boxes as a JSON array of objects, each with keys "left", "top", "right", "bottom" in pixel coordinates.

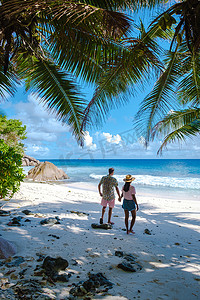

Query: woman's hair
[{"left": 123, "top": 182, "right": 130, "bottom": 192}]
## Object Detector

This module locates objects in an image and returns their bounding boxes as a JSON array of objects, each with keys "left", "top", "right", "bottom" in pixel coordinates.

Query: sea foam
[{"left": 89, "top": 174, "right": 200, "bottom": 190}]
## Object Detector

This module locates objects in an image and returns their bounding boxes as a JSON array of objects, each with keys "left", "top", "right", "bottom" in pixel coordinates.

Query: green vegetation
[
  {"left": 0, "top": 0, "right": 138, "bottom": 143},
  {"left": 0, "top": 116, "right": 26, "bottom": 199}
]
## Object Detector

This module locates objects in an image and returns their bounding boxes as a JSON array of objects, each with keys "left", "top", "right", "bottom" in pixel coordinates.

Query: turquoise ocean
[{"left": 31, "top": 159, "right": 200, "bottom": 199}]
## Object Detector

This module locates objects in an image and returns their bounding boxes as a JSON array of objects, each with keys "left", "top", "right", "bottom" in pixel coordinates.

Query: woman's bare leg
[
  {"left": 130, "top": 209, "right": 136, "bottom": 232},
  {"left": 124, "top": 210, "right": 129, "bottom": 234}
]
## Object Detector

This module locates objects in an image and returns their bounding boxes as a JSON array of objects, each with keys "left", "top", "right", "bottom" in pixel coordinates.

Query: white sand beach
[{"left": 0, "top": 181, "right": 200, "bottom": 299}]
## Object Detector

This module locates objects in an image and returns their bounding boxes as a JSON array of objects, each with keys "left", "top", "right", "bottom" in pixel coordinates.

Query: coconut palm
[
  {"left": 80, "top": 21, "right": 164, "bottom": 132},
  {"left": 0, "top": 0, "right": 132, "bottom": 142},
  {"left": 0, "top": 0, "right": 163, "bottom": 144},
  {"left": 134, "top": 0, "right": 200, "bottom": 152},
  {"left": 151, "top": 108, "right": 200, "bottom": 154},
  {"left": 81, "top": 0, "right": 200, "bottom": 152}
]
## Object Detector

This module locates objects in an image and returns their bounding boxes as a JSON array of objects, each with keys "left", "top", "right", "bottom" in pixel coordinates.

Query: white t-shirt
[{"left": 122, "top": 185, "right": 136, "bottom": 200}]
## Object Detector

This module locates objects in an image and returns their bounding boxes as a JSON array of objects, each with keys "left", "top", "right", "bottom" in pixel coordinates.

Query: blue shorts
[{"left": 122, "top": 199, "right": 136, "bottom": 211}]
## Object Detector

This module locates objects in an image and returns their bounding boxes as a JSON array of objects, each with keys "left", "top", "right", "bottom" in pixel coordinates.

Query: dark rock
[
  {"left": 40, "top": 217, "right": 60, "bottom": 225},
  {"left": 42, "top": 256, "right": 69, "bottom": 281},
  {"left": 25, "top": 219, "right": 31, "bottom": 222},
  {"left": 36, "top": 253, "right": 46, "bottom": 259},
  {"left": 53, "top": 273, "right": 71, "bottom": 282},
  {"left": 124, "top": 254, "right": 136, "bottom": 262},
  {"left": 115, "top": 251, "right": 124, "bottom": 257},
  {"left": 7, "top": 220, "right": 21, "bottom": 226},
  {"left": 0, "top": 210, "right": 10, "bottom": 216},
  {"left": 117, "top": 261, "right": 142, "bottom": 272},
  {"left": 115, "top": 251, "right": 136, "bottom": 262},
  {"left": 144, "top": 228, "right": 151, "bottom": 235},
  {"left": 22, "top": 210, "right": 33, "bottom": 215},
  {"left": 91, "top": 223, "right": 112, "bottom": 230},
  {"left": 88, "top": 273, "right": 113, "bottom": 288},
  {"left": 7, "top": 217, "right": 22, "bottom": 226},
  {"left": 6, "top": 256, "right": 25, "bottom": 268},
  {"left": 115, "top": 250, "right": 142, "bottom": 272},
  {"left": 117, "top": 262, "right": 137, "bottom": 272},
  {"left": 71, "top": 259, "right": 78, "bottom": 266},
  {"left": 14, "top": 279, "right": 44, "bottom": 299},
  {"left": 37, "top": 257, "right": 44, "bottom": 262},
  {"left": 48, "top": 234, "right": 60, "bottom": 239},
  {"left": 69, "top": 273, "right": 113, "bottom": 297}
]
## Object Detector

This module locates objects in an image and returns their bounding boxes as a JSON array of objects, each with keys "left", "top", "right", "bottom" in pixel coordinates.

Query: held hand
[{"left": 118, "top": 197, "right": 121, "bottom": 202}]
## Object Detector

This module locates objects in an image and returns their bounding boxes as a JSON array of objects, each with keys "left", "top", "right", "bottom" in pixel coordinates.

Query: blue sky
[{"left": 1, "top": 83, "right": 200, "bottom": 160}]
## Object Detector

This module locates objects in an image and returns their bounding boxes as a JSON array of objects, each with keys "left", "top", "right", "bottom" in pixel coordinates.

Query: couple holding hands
[{"left": 98, "top": 168, "right": 139, "bottom": 235}]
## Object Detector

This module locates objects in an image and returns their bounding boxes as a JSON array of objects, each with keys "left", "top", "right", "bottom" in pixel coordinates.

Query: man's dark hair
[{"left": 109, "top": 168, "right": 114, "bottom": 175}]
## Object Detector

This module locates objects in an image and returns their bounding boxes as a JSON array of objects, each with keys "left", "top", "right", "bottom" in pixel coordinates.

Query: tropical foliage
[
  {"left": 0, "top": 140, "right": 25, "bottom": 199},
  {"left": 0, "top": 0, "right": 161, "bottom": 144},
  {"left": 81, "top": 0, "right": 200, "bottom": 152},
  {"left": 134, "top": 0, "right": 200, "bottom": 152},
  {"left": 0, "top": 0, "right": 199, "bottom": 152},
  {"left": 0, "top": 116, "right": 26, "bottom": 154},
  {"left": 0, "top": 116, "right": 26, "bottom": 199}
]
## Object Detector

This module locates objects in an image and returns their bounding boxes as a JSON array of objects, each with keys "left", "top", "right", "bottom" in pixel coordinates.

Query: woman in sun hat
[{"left": 120, "top": 174, "right": 139, "bottom": 234}]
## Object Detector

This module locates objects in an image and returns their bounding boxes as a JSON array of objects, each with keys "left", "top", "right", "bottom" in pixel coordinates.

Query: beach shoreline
[{"left": 0, "top": 181, "right": 199, "bottom": 299}]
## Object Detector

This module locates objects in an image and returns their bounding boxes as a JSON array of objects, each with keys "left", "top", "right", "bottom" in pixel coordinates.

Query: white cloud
[
  {"left": 14, "top": 94, "right": 69, "bottom": 143},
  {"left": 102, "top": 132, "right": 122, "bottom": 144},
  {"left": 26, "top": 144, "right": 50, "bottom": 157},
  {"left": 27, "top": 132, "right": 57, "bottom": 142},
  {"left": 83, "top": 131, "right": 97, "bottom": 150}
]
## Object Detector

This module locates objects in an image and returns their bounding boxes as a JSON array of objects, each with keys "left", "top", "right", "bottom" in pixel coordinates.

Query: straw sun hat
[{"left": 123, "top": 174, "right": 135, "bottom": 182}]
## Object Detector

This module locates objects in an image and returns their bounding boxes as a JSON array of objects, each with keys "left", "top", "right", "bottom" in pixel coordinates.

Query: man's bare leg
[
  {"left": 124, "top": 210, "right": 129, "bottom": 234},
  {"left": 130, "top": 210, "right": 136, "bottom": 233},
  {"left": 108, "top": 207, "right": 112, "bottom": 223},
  {"left": 100, "top": 206, "right": 106, "bottom": 224}
]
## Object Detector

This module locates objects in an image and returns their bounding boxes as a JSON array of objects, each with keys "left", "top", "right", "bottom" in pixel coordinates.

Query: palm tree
[
  {"left": 81, "top": 0, "right": 200, "bottom": 152},
  {"left": 0, "top": 0, "right": 162, "bottom": 144},
  {"left": 134, "top": 0, "right": 200, "bottom": 152}
]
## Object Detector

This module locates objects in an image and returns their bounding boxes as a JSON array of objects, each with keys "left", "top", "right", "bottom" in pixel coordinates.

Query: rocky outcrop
[
  {"left": 0, "top": 237, "right": 16, "bottom": 259},
  {"left": 22, "top": 155, "right": 39, "bottom": 166},
  {"left": 27, "top": 161, "right": 69, "bottom": 181}
]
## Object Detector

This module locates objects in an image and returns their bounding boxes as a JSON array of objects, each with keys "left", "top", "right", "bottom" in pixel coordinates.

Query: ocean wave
[{"left": 89, "top": 174, "right": 200, "bottom": 190}]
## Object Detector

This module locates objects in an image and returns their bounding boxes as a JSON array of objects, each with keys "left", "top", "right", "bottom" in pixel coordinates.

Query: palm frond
[
  {"left": 134, "top": 45, "right": 181, "bottom": 142},
  {"left": 1, "top": 0, "right": 166, "bottom": 16},
  {"left": 16, "top": 55, "right": 86, "bottom": 143},
  {"left": 178, "top": 51, "right": 200, "bottom": 106},
  {"left": 48, "top": 19, "right": 127, "bottom": 84},
  {"left": 0, "top": 69, "right": 18, "bottom": 99},
  {"left": 81, "top": 23, "right": 162, "bottom": 131},
  {"left": 1, "top": 0, "right": 132, "bottom": 39},
  {"left": 152, "top": 108, "right": 200, "bottom": 154}
]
